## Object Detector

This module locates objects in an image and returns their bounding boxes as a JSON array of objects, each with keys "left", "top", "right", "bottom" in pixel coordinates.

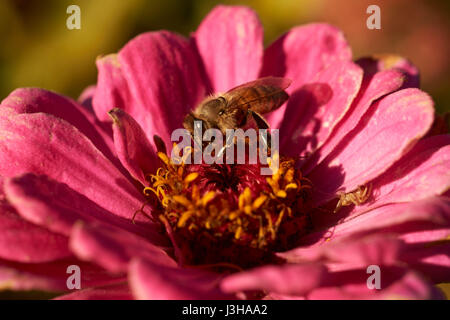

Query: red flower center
[{"left": 143, "top": 148, "right": 314, "bottom": 269}]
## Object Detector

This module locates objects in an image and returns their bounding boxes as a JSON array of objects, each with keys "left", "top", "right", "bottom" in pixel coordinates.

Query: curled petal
[
  {"left": 109, "top": 108, "right": 159, "bottom": 184},
  {"left": 303, "top": 69, "right": 406, "bottom": 172},
  {"left": 279, "top": 61, "right": 363, "bottom": 154},
  {"left": 93, "top": 54, "right": 133, "bottom": 122},
  {"left": 129, "top": 258, "right": 233, "bottom": 300},
  {"left": 221, "top": 263, "right": 327, "bottom": 296},
  {"left": 309, "top": 88, "right": 435, "bottom": 205},
  {"left": 4, "top": 173, "right": 165, "bottom": 245},
  {"left": 0, "top": 113, "right": 149, "bottom": 222},
  {"left": 70, "top": 223, "right": 175, "bottom": 273},
  {"left": 357, "top": 55, "right": 420, "bottom": 89}
]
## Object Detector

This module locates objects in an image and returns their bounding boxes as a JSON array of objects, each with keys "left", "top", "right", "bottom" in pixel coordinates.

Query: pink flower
[{"left": 0, "top": 5, "right": 449, "bottom": 300}]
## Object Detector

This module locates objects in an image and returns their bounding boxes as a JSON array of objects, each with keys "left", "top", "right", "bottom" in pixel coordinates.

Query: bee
[{"left": 183, "top": 77, "right": 291, "bottom": 135}]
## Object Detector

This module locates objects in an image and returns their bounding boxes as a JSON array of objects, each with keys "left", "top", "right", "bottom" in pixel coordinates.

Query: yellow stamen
[
  {"left": 265, "top": 211, "right": 276, "bottom": 240},
  {"left": 285, "top": 183, "right": 298, "bottom": 190},
  {"left": 143, "top": 187, "right": 158, "bottom": 197},
  {"left": 229, "top": 211, "right": 239, "bottom": 220},
  {"left": 172, "top": 195, "right": 192, "bottom": 208},
  {"left": 252, "top": 195, "right": 267, "bottom": 210},
  {"left": 158, "top": 152, "right": 170, "bottom": 166},
  {"left": 178, "top": 210, "right": 194, "bottom": 227},
  {"left": 275, "top": 207, "right": 285, "bottom": 228},
  {"left": 276, "top": 190, "right": 287, "bottom": 198},
  {"left": 201, "top": 191, "right": 216, "bottom": 207},
  {"left": 284, "top": 168, "right": 295, "bottom": 183},
  {"left": 235, "top": 226, "right": 243, "bottom": 239},
  {"left": 184, "top": 172, "right": 199, "bottom": 184}
]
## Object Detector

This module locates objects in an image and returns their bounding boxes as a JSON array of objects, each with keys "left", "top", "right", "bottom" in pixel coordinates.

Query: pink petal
[
  {"left": 326, "top": 196, "right": 450, "bottom": 241},
  {"left": 279, "top": 61, "right": 363, "bottom": 155},
  {"left": 410, "top": 255, "right": 450, "bottom": 285},
  {"left": 77, "top": 85, "right": 96, "bottom": 110},
  {"left": 279, "top": 234, "right": 405, "bottom": 269},
  {"left": 401, "top": 228, "right": 450, "bottom": 245},
  {"left": 118, "top": 31, "right": 207, "bottom": 146},
  {"left": 262, "top": 23, "right": 352, "bottom": 127},
  {"left": 109, "top": 108, "right": 159, "bottom": 184},
  {"left": 279, "top": 235, "right": 442, "bottom": 299},
  {"left": 376, "top": 271, "right": 443, "bottom": 300},
  {"left": 356, "top": 135, "right": 450, "bottom": 210},
  {"left": 400, "top": 229, "right": 450, "bottom": 283},
  {"left": 4, "top": 173, "right": 165, "bottom": 245},
  {"left": 0, "top": 263, "right": 66, "bottom": 292},
  {"left": 0, "top": 258, "right": 124, "bottom": 292},
  {"left": 309, "top": 88, "right": 435, "bottom": 205},
  {"left": 282, "top": 197, "right": 450, "bottom": 284},
  {"left": 0, "top": 199, "right": 70, "bottom": 263},
  {"left": 357, "top": 55, "right": 420, "bottom": 89},
  {"left": 319, "top": 234, "right": 405, "bottom": 268},
  {"left": 93, "top": 54, "right": 133, "bottom": 122},
  {"left": 307, "top": 270, "right": 442, "bottom": 300},
  {"left": 194, "top": 5, "right": 263, "bottom": 92},
  {"left": 1, "top": 88, "right": 119, "bottom": 169},
  {"left": 0, "top": 113, "right": 149, "bottom": 222},
  {"left": 55, "top": 283, "right": 133, "bottom": 300},
  {"left": 303, "top": 69, "right": 406, "bottom": 173},
  {"left": 70, "top": 223, "right": 175, "bottom": 273},
  {"left": 220, "top": 263, "right": 327, "bottom": 296},
  {"left": 129, "top": 258, "right": 233, "bottom": 300}
]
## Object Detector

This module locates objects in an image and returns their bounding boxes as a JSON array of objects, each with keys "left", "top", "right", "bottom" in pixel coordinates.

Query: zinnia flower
[{"left": 0, "top": 5, "right": 449, "bottom": 300}]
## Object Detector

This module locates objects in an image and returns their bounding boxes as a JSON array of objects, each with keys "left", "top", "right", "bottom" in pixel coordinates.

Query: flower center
[{"left": 143, "top": 148, "right": 313, "bottom": 269}]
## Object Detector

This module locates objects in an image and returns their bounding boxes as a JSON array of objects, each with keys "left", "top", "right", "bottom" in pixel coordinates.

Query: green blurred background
[{"left": 0, "top": 0, "right": 449, "bottom": 114}]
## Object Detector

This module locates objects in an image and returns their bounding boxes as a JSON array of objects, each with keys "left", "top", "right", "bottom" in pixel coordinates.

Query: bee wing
[
  {"left": 228, "top": 77, "right": 292, "bottom": 92},
  {"left": 223, "top": 77, "right": 291, "bottom": 114}
]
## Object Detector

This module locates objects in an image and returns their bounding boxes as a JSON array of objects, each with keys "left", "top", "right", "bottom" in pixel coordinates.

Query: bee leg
[
  {"left": 250, "top": 111, "right": 270, "bottom": 130},
  {"left": 334, "top": 193, "right": 344, "bottom": 213},
  {"left": 153, "top": 134, "right": 167, "bottom": 154},
  {"left": 182, "top": 112, "right": 197, "bottom": 137},
  {"left": 250, "top": 111, "right": 272, "bottom": 149}
]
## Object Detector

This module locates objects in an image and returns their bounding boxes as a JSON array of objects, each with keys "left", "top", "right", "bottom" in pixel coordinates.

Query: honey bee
[{"left": 183, "top": 77, "right": 291, "bottom": 135}]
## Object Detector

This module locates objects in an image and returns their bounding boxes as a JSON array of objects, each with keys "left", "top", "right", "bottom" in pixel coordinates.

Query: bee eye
[{"left": 218, "top": 109, "right": 225, "bottom": 115}]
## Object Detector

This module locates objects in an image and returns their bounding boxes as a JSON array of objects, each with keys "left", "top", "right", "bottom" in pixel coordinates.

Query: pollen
[{"left": 142, "top": 145, "right": 313, "bottom": 269}]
